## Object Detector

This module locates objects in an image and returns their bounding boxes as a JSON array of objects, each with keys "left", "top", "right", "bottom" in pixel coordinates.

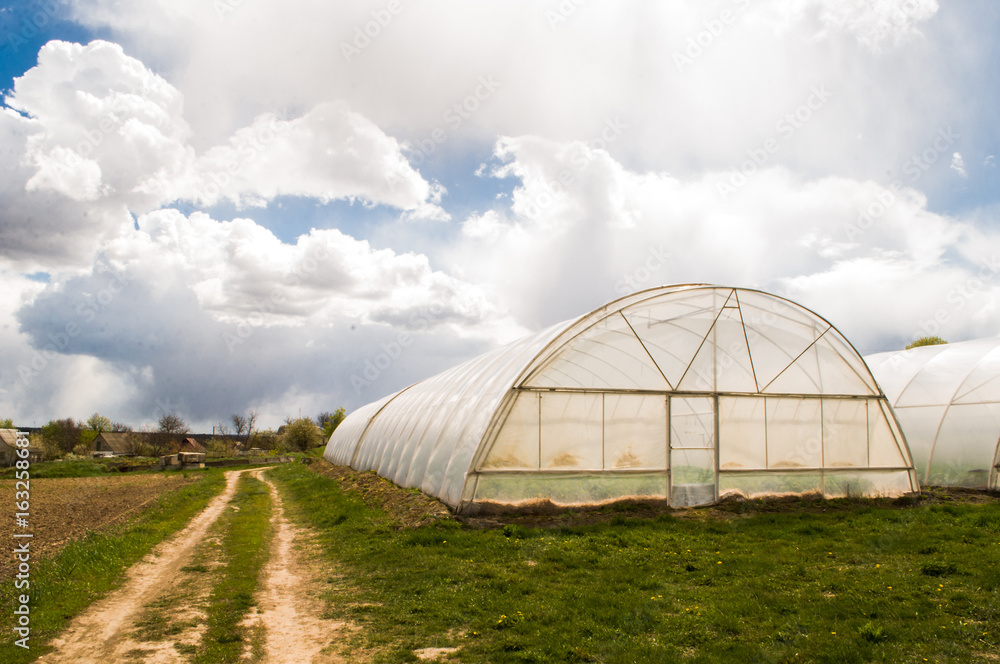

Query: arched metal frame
[{"left": 326, "top": 285, "right": 918, "bottom": 512}]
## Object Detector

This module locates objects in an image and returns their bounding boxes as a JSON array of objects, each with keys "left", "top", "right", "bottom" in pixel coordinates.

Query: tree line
[{"left": 0, "top": 407, "right": 346, "bottom": 459}]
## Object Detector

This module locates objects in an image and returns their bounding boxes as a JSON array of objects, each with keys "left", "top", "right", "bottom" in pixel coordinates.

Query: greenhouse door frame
[
  {"left": 992, "top": 436, "right": 1000, "bottom": 491},
  {"left": 667, "top": 394, "right": 719, "bottom": 508}
]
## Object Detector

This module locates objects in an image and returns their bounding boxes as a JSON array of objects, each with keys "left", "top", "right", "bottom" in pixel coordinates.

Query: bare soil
[
  {"left": 0, "top": 474, "right": 196, "bottom": 582},
  {"left": 35, "top": 469, "right": 253, "bottom": 664},
  {"left": 34, "top": 468, "right": 351, "bottom": 664},
  {"left": 244, "top": 469, "right": 349, "bottom": 663}
]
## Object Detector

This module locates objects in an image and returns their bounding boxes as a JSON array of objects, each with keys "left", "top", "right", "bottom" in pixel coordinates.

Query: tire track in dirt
[
  {"left": 247, "top": 469, "right": 348, "bottom": 664},
  {"left": 36, "top": 469, "right": 254, "bottom": 664}
]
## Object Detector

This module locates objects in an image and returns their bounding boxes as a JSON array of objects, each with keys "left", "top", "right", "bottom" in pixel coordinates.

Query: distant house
[
  {"left": 92, "top": 432, "right": 137, "bottom": 457},
  {"left": 178, "top": 437, "right": 207, "bottom": 454},
  {"left": 0, "top": 429, "right": 44, "bottom": 465}
]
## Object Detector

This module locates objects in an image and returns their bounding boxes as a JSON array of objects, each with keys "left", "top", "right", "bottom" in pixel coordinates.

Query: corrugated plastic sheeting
[
  {"left": 483, "top": 392, "right": 669, "bottom": 471},
  {"left": 822, "top": 399, "right": 868, "bottom": 468},
  {"left": 867, "top": 337, "right": 1000, "bottom": 488},
  {"left": 734, "top": 289, "right": 828, "bottom": 388},
  {"left": 327, "top": 285, "right": 918, "bottom": 510},
  {"left": 482, "top": 391, "right": 539, "bottom": 470},
  {"left": 475, "top": 473, "right": 669, "bottom": 506},
  {"left": 539, "top": 392, "right": 603, "bottom": 470},
  {"left": 864, "top": 344, "right": 949, "bottom": 403},
  {"left": 617, "top": 289, "right": 725, "bottom": 389},
  {"left": 953, "top": 345, "right": 1000, "bottom": 404},
  {"left": 765, "top": 398, "right": 823, "bottom": 468},
  {"left": 326, "top": 320, "right": 572, "bottom": 506},
  {"left": 323, "top": 392, "right": 397, "bottom": 466},
  {"left": 888, "top": 405, "right": 947, "bottom": 482},
  {"left": 718, "top": 397, "right": 767, "bottom": 470},
  {"left": 719, "top": 469, "right": 914, "bottom": 500},
  {"left": 525, "top": 314, "right": 668, "bottom": 390},
  {"left": 604, "top": 394, "right": 668, "bottom": 470},
  {"left": 926, "top": 403, "right": 1000, "bottom": 486}
]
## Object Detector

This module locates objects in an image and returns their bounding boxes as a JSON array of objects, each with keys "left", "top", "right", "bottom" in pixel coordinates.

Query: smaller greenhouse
[
  {"left": 327, "top": 285, "right": 917, "bottom": 513},
  {"left": 866, "top": 338, "right": 1000, "bottom": 489}
]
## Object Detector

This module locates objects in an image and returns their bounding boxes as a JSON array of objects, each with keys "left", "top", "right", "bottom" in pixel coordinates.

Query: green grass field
[
  {"left": 193, "top": 474, "right": 273, "bottom": 663},
  {"left": 0, "top": 470, "right": 228, "bottom": 664},
  {"left": 269, "top": 464, "right": 1000, "bottom": 664}
]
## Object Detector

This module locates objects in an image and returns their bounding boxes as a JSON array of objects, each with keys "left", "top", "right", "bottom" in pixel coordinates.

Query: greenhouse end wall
[
  {"left": 326, "top": 285, "right": 919, "bottom": 512},
  {"left": 866, "top": 338, "right": 1000, "bottom": 489}
]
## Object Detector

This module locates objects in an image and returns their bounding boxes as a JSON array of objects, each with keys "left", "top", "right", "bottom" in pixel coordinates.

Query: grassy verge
[
  {"left": 0, "top": 470, "right": 228, "bottom": 664},
  {"left": 269, "top": 463, "right": 1000, "bottom": 664},
  {"left": 0, "top": 453, "right": 311, "bottom": 480},
  {"left": 193, "top": 473, "right": 273, "bottom": 663},
  {"left": 0, "top": 457, "right": 160, "bottom": 479}
]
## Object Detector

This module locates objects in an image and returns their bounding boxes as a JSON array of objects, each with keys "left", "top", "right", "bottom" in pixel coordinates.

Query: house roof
[
  {"left": 0, "top": 429, "right": 18, "bottom": 450},
  {"left": 94, "top": 432, "right": 135, "bottom": 454},
  {"left": 0, "top": 428, "right": 42, "bottom": 453},
  {"left": 179, "top": 437, "right": 207, "bottom": 452}
]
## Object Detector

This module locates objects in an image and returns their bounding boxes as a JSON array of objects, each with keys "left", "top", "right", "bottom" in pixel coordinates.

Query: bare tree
[
  {"left": 123, "top": 432, "right": 145, "bottom": 456},
  {"left": 232, "top": 410, "right": 260, "bottom": 449},
  {"left": 158, "top": 413, "right": 188, "bottom": 435},
  {"left": 245, "top": 410, "right": 259, "bottom": 446},
  {"left": 153, "top": 413, "right": 188, "bottom": 457},
  {"left": 231, "top": 413, "right": 248, "bottom": 438}
]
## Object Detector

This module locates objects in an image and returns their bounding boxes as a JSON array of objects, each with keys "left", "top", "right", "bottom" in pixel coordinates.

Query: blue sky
[{"left": 2, "top": 0, "right": 1000, "bottom": 430}]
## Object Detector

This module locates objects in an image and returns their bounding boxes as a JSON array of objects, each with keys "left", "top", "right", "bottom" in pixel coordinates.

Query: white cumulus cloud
[{"left": 950, "top": 152, "right": 967, "bottom": 177}]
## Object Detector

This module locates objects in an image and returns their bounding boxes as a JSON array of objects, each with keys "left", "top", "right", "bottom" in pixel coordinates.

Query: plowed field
[{"left": 0, "top": 474, "right": 196, "bottom": 582}]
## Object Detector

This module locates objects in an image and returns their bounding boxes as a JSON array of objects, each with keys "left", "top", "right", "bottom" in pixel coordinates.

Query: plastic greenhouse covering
[
  {"left": 866, "top": 338, "right": 1000, "bottom": 489},
  {"left": 325, "top": 285, "right": 917, "bottom": 512}
]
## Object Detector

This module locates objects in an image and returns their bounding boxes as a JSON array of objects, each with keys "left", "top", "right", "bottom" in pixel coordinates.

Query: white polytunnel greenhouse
[
  {"left": 325, "top": 285, "right": 918, "bottom": 513},
  {"left": 866, "top": 337, "right": 1000, "bottom": 490}
]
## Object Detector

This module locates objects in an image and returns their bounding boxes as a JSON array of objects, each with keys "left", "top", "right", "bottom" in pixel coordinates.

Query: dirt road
[
  {"left": 35, "top": 468, "right": 346, "bottom": 663},
  {"left": 245, "top": 469, "right": 347, "bottom": 664}
]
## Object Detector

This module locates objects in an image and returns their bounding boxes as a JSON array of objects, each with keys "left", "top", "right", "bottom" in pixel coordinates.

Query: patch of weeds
[
  {"left": 921, "top": 562, "right": 958, "bottom": 577},
  {"left": 858, "top": 621, "right": 889, "bottom": 643},
  {"left": 192, "top": 474, "right": 273, "bottom": 663}
]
